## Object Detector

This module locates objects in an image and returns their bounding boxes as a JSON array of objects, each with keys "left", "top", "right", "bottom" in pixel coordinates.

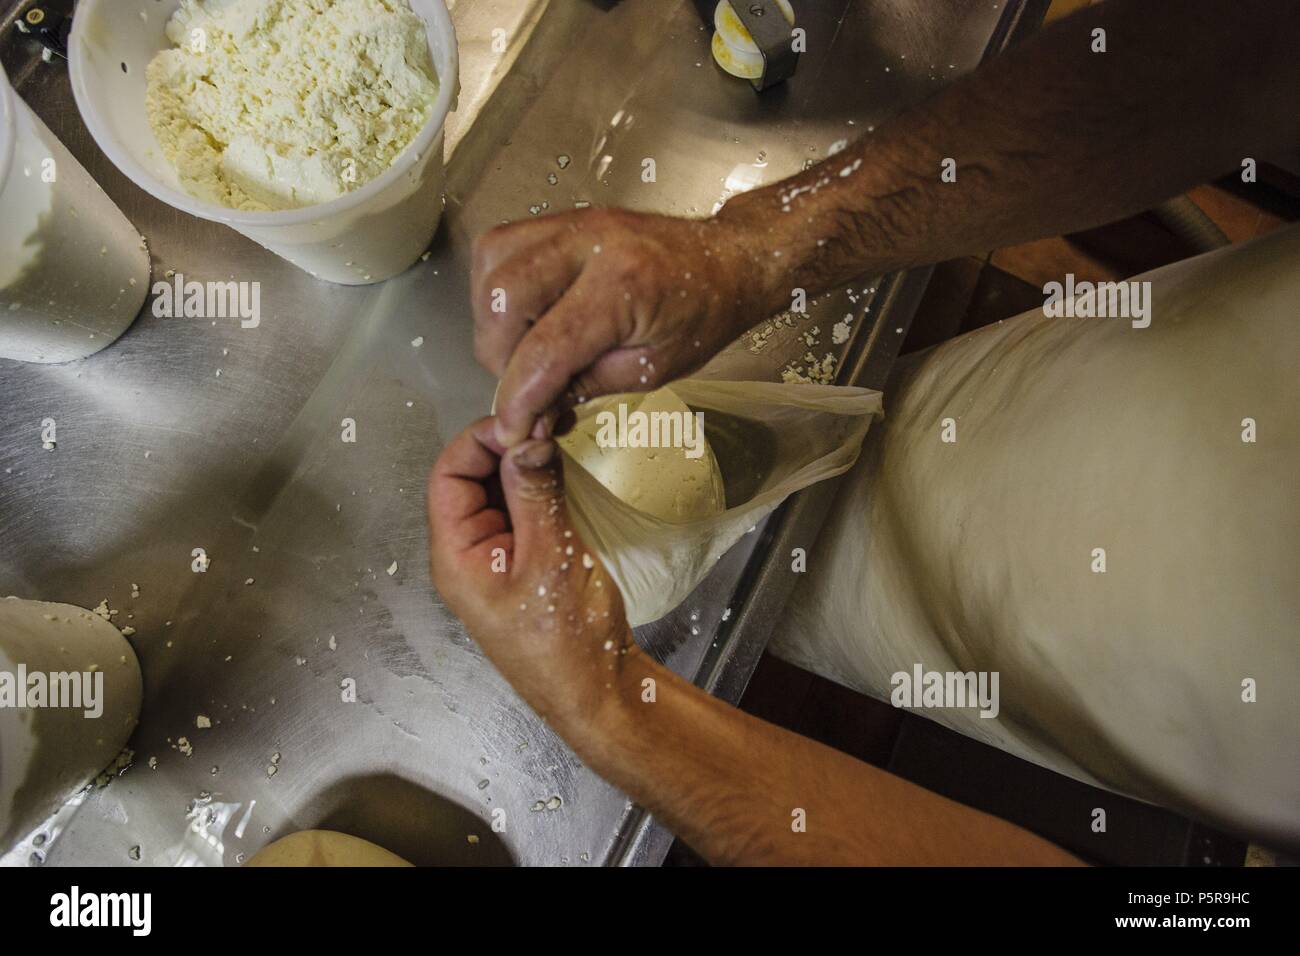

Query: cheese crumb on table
[{"left": 782, "top": 352, "right": 840, "bottom": 385}]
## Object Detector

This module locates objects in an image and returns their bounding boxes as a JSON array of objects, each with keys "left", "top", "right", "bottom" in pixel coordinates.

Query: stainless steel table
[{"left": 0, "top": 0, "right": 1043, "bottom": 867}]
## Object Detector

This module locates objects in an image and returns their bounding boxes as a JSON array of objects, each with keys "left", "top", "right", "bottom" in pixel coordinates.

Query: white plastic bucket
[
  {"left": 0, "top": 597, "right": 143, "bottom": 851},
  {"left": 69, "top": 0, "right": 459, "bottom": 286},
  {"left": 0, "top": 63, "right": 150, "bottom": 364}
]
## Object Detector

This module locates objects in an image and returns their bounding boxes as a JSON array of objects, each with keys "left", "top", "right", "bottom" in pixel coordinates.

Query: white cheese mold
[
  {"left": 0, "top": 597, "right": 143, "bottom": 852},
  {"left": 0, "top": 62, "right": 150, "bottom": 363}
]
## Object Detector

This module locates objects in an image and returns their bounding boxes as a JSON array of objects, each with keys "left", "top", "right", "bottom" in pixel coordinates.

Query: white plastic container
[
  {"left": 0, "top": 597, "right": 143, "bottom": 851},
  {"left": 69, "top": 0, "right": 459, "bottom": 286},
  {"left": 0, "top": 63, "right": 150, "bottom": 364}
]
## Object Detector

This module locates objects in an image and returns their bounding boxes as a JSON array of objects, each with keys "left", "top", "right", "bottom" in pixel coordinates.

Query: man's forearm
[
  {"left": 556, "top": 647, "right": 1082, "bottom": 866},
  {"left": 717, "top": 0, "right": 1300, "bottom": 317}
]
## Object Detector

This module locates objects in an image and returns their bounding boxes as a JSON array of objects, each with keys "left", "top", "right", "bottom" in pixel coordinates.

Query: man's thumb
[{"left": 501, "top": 439, "right": 568, "bottom": 563}]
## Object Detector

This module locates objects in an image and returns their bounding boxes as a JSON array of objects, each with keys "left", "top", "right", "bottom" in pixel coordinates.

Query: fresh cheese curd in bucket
[
  {"left": 69, "top": 0, "right": 459, "bottom": 285},
  {"left": 145, "top": 0, "right": 438, "bottom": 212}
]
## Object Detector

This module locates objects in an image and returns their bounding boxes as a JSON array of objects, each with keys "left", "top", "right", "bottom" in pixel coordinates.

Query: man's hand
[
  {"left": 472, "top": 209, "right": 763, "bottom": 447},
  {"left": 471, "top": 1, "right": 1300, "bottom": 458},
  {"left": 425, "top": 419, "right": 1081, "bottom": 865},
  {"left": 426, "top": 418, "right": 634, "bottom": 727}
]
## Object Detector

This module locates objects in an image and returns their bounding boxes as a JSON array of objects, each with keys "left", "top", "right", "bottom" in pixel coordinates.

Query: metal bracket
[
  {"left": 13, "top": 4, "right": 71, "bottom": 62},
  {"left": 732, "top": 1, "right": 799, "bottom": 92}
]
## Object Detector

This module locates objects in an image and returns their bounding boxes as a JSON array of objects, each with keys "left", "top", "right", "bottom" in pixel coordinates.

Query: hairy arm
[
  {"left": 478, "top": 0, "right": 1300, "bottom": 444},
  {"left": 721, "top": 0, "right": 1300, "bottom": 316},
  {"left": 556, "top": 647, "right": 1082, "bottom": 866},
  {"left": 428, "top": 423, "right": 1082, "bottom": 865}
]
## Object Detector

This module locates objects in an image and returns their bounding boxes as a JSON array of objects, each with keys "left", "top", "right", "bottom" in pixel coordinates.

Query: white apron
[{"left": 773, "top": 224, "right": 1300, "bottom": 846}]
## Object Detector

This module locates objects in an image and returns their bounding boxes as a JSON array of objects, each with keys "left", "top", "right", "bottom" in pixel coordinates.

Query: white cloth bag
[{"left": 564, "top": 381, "right": 882, "bottom": 626}]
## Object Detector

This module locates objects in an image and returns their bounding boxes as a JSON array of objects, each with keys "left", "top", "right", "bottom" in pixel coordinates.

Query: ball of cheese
[
  {"left": 558, "top": 387, "right": 726, "bottom": 521},
  {"left": 245, "top": 830, "right": 412, "bottom": 867}
]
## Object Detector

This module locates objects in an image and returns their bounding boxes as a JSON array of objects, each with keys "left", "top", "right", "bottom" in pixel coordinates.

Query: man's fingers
[
  {"left": 428, "top": 418, "right": 507, "bottom": 554},
  {"left": 470, "top": 217, "right": 563, "bottom": 280},
  {"left": 473, "top": 240, "right": 585, "bottom": 378},
  {"left": 499, "top": 439, "right": 568, "bottom": 568},
  {"left": 471, "top": 215, "right": 587, "bottom": 377},
  {"left": 569, "top": 346, "right": 665, "bottom": 406},
  {"left": 431, "top": 417, "right": 505, "bottom": 481},
  {"left": 493, "top": 277, "right": 630, "bottom": 447}
]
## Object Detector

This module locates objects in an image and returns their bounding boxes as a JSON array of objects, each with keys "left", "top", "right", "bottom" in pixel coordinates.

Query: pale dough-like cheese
[
  {"left": 558, "top": 388, "right": 726, "bottom": 521},
  {"left": 245, "top": 830, "right": 412, "bottom": 867}
]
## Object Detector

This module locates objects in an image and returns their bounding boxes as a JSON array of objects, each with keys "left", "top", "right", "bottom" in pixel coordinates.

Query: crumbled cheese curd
[{"left": 145, "top": 0, "right": 439, "bottom": 211}]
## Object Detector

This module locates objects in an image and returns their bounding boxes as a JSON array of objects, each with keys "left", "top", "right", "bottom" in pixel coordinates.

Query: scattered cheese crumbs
[
  {"left": 411, "top": 336, "right": 424, "bottom": 348},
  {"left": 93, "top": 749, "right": 135, "bottom": 788},
  {"left": 747, "top": 311, "right": 800, "bottom": 354},
  {"left": 196, "top": 714, "right": 211, "bottom": 729},
  {"left": 386, "top": 561, "right": 398, "bottom": 576},
  {"left": 328, "top": 634, "right": 337, "bottom": 651},
  {"left": 91, "top": 599, "right": 118, "bottom": 620},
  {"left": 244, "top": 577, "right": 255, "bottom": 585},
  {"left": 581, "top": 553, "right": 594, "bottom": 570},
  {"left": 177, "top": 737, "right": 194, "bottom": 757},
  {"left": 781, "top": 351, "right": 839, "bottom": 385},
  {"left": 466, "top": 834, "right": 480, "bottom": 845},
  {"left": 120, "top": 626, "right": 136, "bottom": 637}
]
